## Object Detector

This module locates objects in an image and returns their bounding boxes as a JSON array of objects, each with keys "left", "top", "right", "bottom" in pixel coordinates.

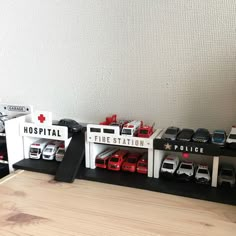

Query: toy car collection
[
  {"left": 96, "top": 115, "right": 156, "bottom": 138},
  {"left": 218, "top": 166, "right": 236, "bottom": 188},
  {"left": 192, "top": 128, "right": 210, "bottom": 143},
  {"left": 195, "top": 165, "right": 211, "bottom": 184},
  {"left": 176, "top": 161, "right": 195, "bottom": 181},
  {"left": 29, "top": 139, "right": 50, "bottom": 159},
  {"left": 29, "top": 139, "right": 64, "bottom": 161},
  {"left": 162, "top": 126, "right": 180, "bottom": 140},
  {"left": 95, "top": 148, "right": 119, "bottom": 168},
  {"left": 122, "top": 153, "right": 141, "bottom": 172},
  {"left": 211, "top": 130, "right": 226, "bottom": 146},
  {"left": 160, "top": 155, "right": 179, "bottom": 177},
  {"left": 136, "top": 153, "right": 148, "bottom": 174},
  {"left": 94, "top": 148, "right": 148, "bottom": 174},
  {"left": 176, "top": 128, "right": 194, "bottom": 142}
]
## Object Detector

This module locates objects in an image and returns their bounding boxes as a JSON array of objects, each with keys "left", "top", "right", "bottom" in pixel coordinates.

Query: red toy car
[
  {"left": 108, "top": 150, "right": 129, "bottom": 171},
  {"left": 136, "top": 153, "right": 148, "bottom": 174},
  {"left": 122, "top": 153, "right": 141, "bottom": 172},
  {"left": 138, "top": 123, "right": 154, "bottom": 138},
  {"left": 95, "top": 148, "right": 119, "bottom": 169}
]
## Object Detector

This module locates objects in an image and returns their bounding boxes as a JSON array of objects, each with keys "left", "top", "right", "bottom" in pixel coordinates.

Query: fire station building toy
[{"left": 85, "top": 114, "right": 162, "bottom": 177}]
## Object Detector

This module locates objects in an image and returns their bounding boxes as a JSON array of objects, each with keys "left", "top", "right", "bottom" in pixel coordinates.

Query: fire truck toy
[
  {"left": 121, "top": 120, "right": 142, "bottom": 137},
  {"left": 108, "top": 150, "right": 129, "bottom": 171},
  {"left": 95, "top": 148, "right": 119, "bottom": 168},
  {"left": 122, "top": 153, "right": 142, "bottom": 172},
  {"left": 138, "top": 123, "right": 155, "bottom": 138},
  {"left": 99, "top": 114, "right": 117, "bottom": 125},
  {"left": 136, "top": 153, "right": 148, "bottom": 174}
]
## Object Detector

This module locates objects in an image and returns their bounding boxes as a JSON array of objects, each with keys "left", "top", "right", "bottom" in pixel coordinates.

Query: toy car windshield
[
  {"left": 198, "top": 169, "right": 208, "bottom": 174},
  {"left": 221, "top": 169, "right": 234, "bottom": 176},
  {"left": 180, "top": 164, "right": 192, "bottom": 169}
]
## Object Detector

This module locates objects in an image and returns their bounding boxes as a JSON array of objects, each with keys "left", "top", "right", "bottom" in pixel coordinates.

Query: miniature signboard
[{"left": 20, "top": 123, "right": 68, "bottom": 141}]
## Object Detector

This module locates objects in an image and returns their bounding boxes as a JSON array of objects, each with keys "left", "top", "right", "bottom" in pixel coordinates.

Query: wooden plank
[{"left": 0, "top": 170, "right": 236, "bottom": 235}]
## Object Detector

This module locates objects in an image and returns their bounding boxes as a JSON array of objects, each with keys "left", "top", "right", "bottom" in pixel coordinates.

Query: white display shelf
[
  {"left": 5, "top": 113, "right": 72, "bottom": 172},
  {"left": 85, "top": 126, "right": 163, "bottom": 178}
]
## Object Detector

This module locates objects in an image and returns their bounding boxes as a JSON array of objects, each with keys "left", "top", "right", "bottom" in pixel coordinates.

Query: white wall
[{"left": 0, "top": 0, "right": 236, "bottom": 132}]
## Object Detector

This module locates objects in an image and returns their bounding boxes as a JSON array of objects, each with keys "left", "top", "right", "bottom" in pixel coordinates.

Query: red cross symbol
[{"left": 38, "top": 114, "right": 46, "bottom": 123}]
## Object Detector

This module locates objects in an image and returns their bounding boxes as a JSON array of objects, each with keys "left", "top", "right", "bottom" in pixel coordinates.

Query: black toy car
[
  {"left": 57, "top": 119, "right": 83, "bottom": 133},
  {"left": 177, "top": 128, "right": 194, "bottom": 142},
  {"left": 192, "top": 128, "right": 210, "bottom": 143}
]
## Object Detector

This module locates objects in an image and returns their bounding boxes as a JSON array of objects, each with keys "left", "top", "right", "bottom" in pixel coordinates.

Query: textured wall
[{"left": 0, "top": 1, "right": 236, "bottom": 131}]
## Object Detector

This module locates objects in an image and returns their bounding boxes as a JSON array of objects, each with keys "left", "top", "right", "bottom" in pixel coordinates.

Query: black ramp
[{"left": 55, "top": 132, "right": 85, "bottom": 183}]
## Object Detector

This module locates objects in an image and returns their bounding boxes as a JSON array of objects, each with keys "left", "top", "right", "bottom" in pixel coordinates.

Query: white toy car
[
  {"left": 160, "top": 155, "right": 179, "bottom": 177},
  {"left": 42, "top": 141, "right": 62, "bottom": 161},
  {"left": 195, "top": 165, "right": 211, "bottom": 184},
  {"left": 176, "top": 161, "right": 194, "bottom": 181},
  {"left": 226, "top": 126, "right": 236, "bottom": 148}
]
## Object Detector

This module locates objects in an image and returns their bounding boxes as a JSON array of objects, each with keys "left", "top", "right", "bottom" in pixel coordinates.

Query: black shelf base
[
  {"left": 0, "top": 163, "right": 9, "bottom": 178},
  {"left": 77, "top": 167, "right": 236, "bottom": 206},
  {"left": 13, "top": 159, "right": 60, "bottom": 175}
]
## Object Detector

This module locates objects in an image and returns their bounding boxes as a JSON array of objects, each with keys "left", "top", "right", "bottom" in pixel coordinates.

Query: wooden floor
[{"left": 0, "top": 171, "right": 236, "bottom": 236}]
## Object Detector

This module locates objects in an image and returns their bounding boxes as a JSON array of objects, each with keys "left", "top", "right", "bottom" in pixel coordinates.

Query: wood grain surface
[{"left": 0, "top": 170, "right": 236, "bottom": 236}]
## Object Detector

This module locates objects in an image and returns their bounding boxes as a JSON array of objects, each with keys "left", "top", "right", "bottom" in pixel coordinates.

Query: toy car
[
  {"left": 110, "top": 120, "right": 129, "bottom": 134},
  {"left": 121, "top": 120, "right": 142, "bottom": 136},
  {"left": 57, "top": 119, "right": 83, "bottom": 133},
  {"left": 211, "top": 130, "right": 226, "bottom": 146},
  {"left": 160, "top": 155, "right": 179, "bottom": 177},
  {"left": 136, "top": 153, "right": 148, "bottom": 174},
  {"left": 176, "top": 161, "right": 195, "bottom": 181},
  {"left": 42, "top": 141, "right": 62, "bottom": 161},
  {"left": 162, "top": 127, "right": 180, "bottom": 141},
  {"left": 218, "top": 166, "right": 236, "bottom": 188},
  {"left": 95, "top": 148, "right": 119, "bottom": 168},
  {"left": 226, "top": 126, "right": 236, "bottom": 149},
  {"left": 99, "top": 114, "right": 117, "bottom": 125},
  {"left": 137, "top": 123, "right": 154, "bottom": 138},
  {"left": 29, "top": 139, "right": 50, "bottom": 159},
  {"left": 107, "top": 150, "right": 129, "bottom": 171},
  {"left": 55, "top": 144, "right": 65, "bottom": 162},
  {"left": 192, "top": 128, "right": 210, "bottom": 143},
  {"left": 195, "top": 165, "right": 211, "bottom": 184},
  {"left": 122, "top": 153, "right": 141, "bottom": 172},
  {"left": 176, "top": 129, "right": 194, "bottom": 142}
]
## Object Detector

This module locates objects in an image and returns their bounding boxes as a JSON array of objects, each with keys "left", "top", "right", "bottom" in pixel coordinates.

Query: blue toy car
[{"left": 211, "top": 130, "right": 226, "bottom": 146}]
